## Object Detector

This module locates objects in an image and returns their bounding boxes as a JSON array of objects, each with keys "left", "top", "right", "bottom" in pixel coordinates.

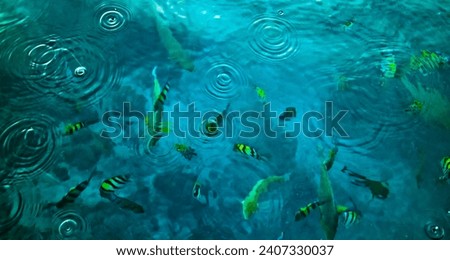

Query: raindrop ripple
[
  {"left": 203, "top": 60, "right": 247, "bottom": 100},
  {"left": 0, "top": 186, "right": 24, "bottom": 236},
  {"left": 52, "top": 210, "right": 89, "bottom": 239},
  {"left": 248, "top": 16, "right": 299, "bottom": 61},
  {"left": 95, "top": 3, "right": 131, "bottom": 32},
  {"left": 2, "top": 35, "right": 122, "bottom": 107},
  {"left": 0, "top": 115, "right": 59, "bottom": 182}
]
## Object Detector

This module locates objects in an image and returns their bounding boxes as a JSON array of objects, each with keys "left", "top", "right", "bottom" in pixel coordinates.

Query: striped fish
[
  {"left": 153, "top": 81, "right": 170, "bottom": 111},
  {"left": 340, "top": 210, "right": 360, "bottom": 228},
  {"left": 99, "top": 175, "right": 131, "bottom": 197},
  {"left": 295, "top": 200, "right": 327, "bottom": 221},
  {"left": 148, "top": 67, "right": 170, "bottom": 148},
  {"left": 63, "top": 118, "right": 99, "bottom": 136},
  {"left": 54, "top": 169, "right": 96, "bottom": 208},
  {"left": 439, "top": 156, "right": 450, "bottom": 181},
  {"left": 64, "top": 122, "right": 85, "bottom": 136},
  {"left": 234, "top": 144, "right": 263, "bottom": 160}
]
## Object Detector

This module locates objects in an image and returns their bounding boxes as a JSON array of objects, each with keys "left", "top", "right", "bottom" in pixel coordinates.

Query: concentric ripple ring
[
  {"left": 0, "top": 186, "right": 24, "bottom": 236},
  {"left": 248, "top": 16, "right": 299, "bottom": 61},
  {"left": 52, "top": 210, "right": 89, "bottom": 239},
  {"left": 95, "top": 4, "right": 131, "bottom": 32},
  {"left": 3, "top": 35, "right": 122, "bottom": 108},
  {"left": 0, "top": 115, "right": 59, "bottom": 182},
  {"left": 204, "top": 61, "right": 247, "bottom": 100}
]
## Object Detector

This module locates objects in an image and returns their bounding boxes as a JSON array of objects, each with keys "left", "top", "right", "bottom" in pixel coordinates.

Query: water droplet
[
  {"left": 74, "top": 66, "right": 87, "bottom": 77},
  {"left": 277, "top": 10, "right": 284, "bottom": 16},
  {"left": 424, "top": 222, "right": 445, "bottom": 240},
  {"left": 96, "top": 4, "right": 131, "bottom": 32}
]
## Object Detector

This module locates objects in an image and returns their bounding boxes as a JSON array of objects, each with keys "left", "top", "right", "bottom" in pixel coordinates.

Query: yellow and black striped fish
[
  {"left": 295, "top": 200, "right": 327, "bottom": 221},
  {"left": 153, "top": 81, "right": 170, "bottom": 111},
  {"left": 234, "top": 143, "right": 262, "bottom": 160},
  {"left": 99, "top": 175, "right": 131, "bottom": 197},
  {"left": 64, "top": 122, "right": 86, "bottom": 136},
  {"left": 63, "top": 118, "right": 99, "bottom": 136},
  {"left": 54, "top": 169, "right": 96, "bottom": 208},
  {"left": 439, "top": 156, "right": 450, "bottom": 181},
  {"left": 339, "top": 210, "right": 360, "bottom": 228}
]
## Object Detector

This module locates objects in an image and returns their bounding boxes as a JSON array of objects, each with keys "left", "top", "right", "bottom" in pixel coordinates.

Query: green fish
[
  {"left": 318, "top": 147, "right": 339, "bottom": 240},
  {"left": 175, "top": 143, "right": 197, "bottom": 160},
  {"left": 339, "top": 210, "right": 360, "bottom": 228},
  {"left": 439, "top": 156, "right": 450, "bottom": 181},
  {"left": 99, "top": 175, "right": 144, "bottom": 214},
  {"left": 234, "top": 143, "right": 265, "bottom": 160},
  {"left": 99, "top": 175, "right": 131, "bottom": 197},
  {"left": 63, "top": 118, "right": 99, "bottom": 136},
  {"left": 336, "top": 201, "right": 361, "bottom": 228},
  {"left": 147, "top": 66, "right": 171, "bottom": 147},
  {"left": 255, "top": 85, "right": 266, "bottom": 103}
]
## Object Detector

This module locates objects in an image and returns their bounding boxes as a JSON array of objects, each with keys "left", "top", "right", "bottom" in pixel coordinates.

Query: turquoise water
[{"left": 1, "top": 0, "right": 450, "bottom": 239}]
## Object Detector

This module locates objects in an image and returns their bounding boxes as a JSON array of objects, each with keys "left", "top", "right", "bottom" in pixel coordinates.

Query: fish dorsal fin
[{"left": 336, "top": 205, "right": 349, "bottom": 214}]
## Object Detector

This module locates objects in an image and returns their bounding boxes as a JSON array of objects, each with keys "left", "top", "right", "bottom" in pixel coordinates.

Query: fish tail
[
  {"left": 259, "top": 155, "right": 269, "bottom": 162},
  {"left": 55, "top": 200, "right": 66, "bottom": 209},
  {"left": 83, "top": 117, "right": 100, "bottom": 127},
  {"left": 152, "top": 66, "right": 158, "bottom": 78},
  {"left": 148, "top": 133, "right": 164, "bottom": 147}
]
